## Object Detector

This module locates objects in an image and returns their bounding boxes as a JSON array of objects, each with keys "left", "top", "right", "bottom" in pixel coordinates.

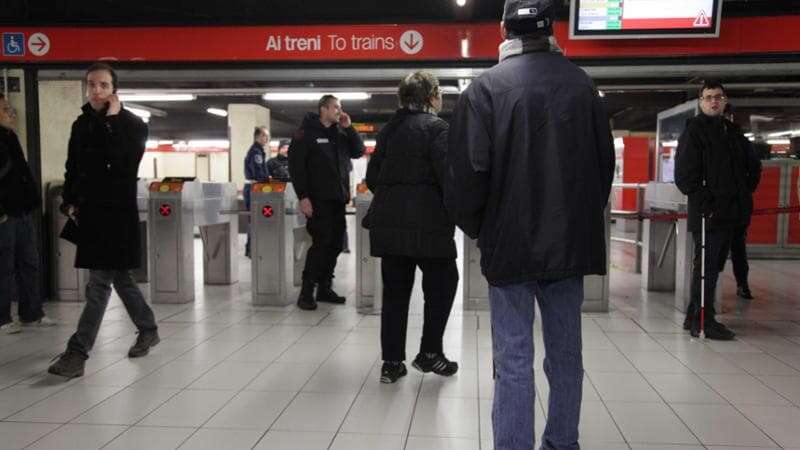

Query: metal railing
[{"left": 610, "top": 183, "right": 647, "bottom": 273}]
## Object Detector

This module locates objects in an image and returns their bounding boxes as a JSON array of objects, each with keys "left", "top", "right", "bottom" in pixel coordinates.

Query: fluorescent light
[
  {"left": 157, "top": 140, "right": 174, "bottom": 145},
  {"left": 118, "top": 94, "right": 195, "bottom": 102},
  {"left": 767, "top": 139, "right": 791, "bottom": 145},
  {"left": 146, "top": 140, "right": 158, "bottom": 149},
  {"left": 456, "top": 0, "right": 466, "bottom": 6},
  {"left": 206, "top": 107, "right": 228, "bottom": 117},
  {"left": 661, "top": 140, "right": 678, "bottom": 147},
  {"left": 744, "top": 132, "right": 754, "bottom": 138},
  {"left": 263, "top": 92, "right": 371, "bottom": 101},
  {"left": 188, "top": 140, "right": 230, "bottom": 148},
  {"left": 126, "top": 106, "right": 151, "bottom": 120},
  {"left": 768, "top": 130, "right": 794, "bottom": 138},
  {"left": 364, "top": 139, "right": 377, "bottom": 147}
]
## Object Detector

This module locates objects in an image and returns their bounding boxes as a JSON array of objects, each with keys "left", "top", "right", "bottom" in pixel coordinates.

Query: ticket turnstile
[
  {"left": 642, "top": 182, "right": 721, "bottom": 313},
  {"left": 354, "top": 189, "right": 382, "bottom": 315},
  {"left": 49, "top": 181, "right": 150, "bottom": 302},
  {"left": 249, "top": 182, "right": 294, "bottom": 306},
  {"left": 148, "top": 181, "right": 238, "bottom": 304},
  {"left": 462, "top": 205, "right": 612, "bottom": 313}
]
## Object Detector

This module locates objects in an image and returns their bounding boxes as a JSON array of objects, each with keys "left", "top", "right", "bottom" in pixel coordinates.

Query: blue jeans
[
  {"left": 0, "top": 213, "right": 44, "bottom": 325},
  {"left": 489, "top": 277, "right": 584, "bottom": 450}
]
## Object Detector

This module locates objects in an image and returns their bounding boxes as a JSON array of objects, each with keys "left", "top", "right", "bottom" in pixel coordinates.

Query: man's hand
[
  {"left": 339, "top": 112, "right": 352, "bottom": 129},
  {"left": 299, "top": 198, "right": 313, "bottom": 218},
  {"left": 107, "top": 94, "right": 121, "bottom": 116}
]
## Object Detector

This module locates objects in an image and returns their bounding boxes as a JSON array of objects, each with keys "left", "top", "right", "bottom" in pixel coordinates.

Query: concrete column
[
  {"left": 227, "top": 104, "right": 269, "bottom": 191},
  {"left": 38, "top": 80, "right": 83, "bottom": 189}
]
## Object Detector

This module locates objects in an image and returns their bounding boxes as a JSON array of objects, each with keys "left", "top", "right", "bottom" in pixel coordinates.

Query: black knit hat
[{"left": 503, "top": 0, "right": 555, "bottom": 37}]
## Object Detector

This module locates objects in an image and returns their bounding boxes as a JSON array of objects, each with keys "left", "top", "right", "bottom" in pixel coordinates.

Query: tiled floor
[{"left": 1, "top": 225, "right": 800, "bottom": 449}]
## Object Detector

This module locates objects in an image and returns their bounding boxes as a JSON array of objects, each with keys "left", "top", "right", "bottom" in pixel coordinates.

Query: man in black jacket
[
  {"left": 446, "top": 1, "right": 614, "bottom": 448},
  {"left": 267, "top": 139, "right": 291, "bottom": 181},
  {"left": 288, "top": 95, "right": 364, "bottom": 310},
  {"left": 675, "top": 81, "right": 761, "bottom": 340},
  {"left": 0, "top": 94, "right": 56, "bottom": 334},
  {"left": 49, "top": 63, "right": 159, "bottom": 378},
  {"left": 724, "top": 103, "right": 761, "bottom": 299}
]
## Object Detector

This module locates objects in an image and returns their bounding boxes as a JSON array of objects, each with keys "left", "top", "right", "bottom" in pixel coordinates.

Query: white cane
[{"left": 700, "top": 181, "right": 706, "bottom": 339}]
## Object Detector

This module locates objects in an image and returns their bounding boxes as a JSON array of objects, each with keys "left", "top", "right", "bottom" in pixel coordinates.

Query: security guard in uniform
[
  {"left": 244, "top": 126, "right": 270, "bottom": 257},
  {"left": 289, "top": 95, "right": 364, "bottom": 310}
]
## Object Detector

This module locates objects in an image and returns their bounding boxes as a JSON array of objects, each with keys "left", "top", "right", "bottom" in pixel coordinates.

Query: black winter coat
[
  {"left": 63, "top": 104, "right": 147, "bottom": 270},
  {"left": 288, "top": 113, "right": 364, "bottom": 203},
  {"left": 446, "top": 49, "right": 615, "bottom": 286},
  {"left": 0, "top": 128, "right": 39, "bottom": 217},
  {"left": 675, "top": 114, "right": 762, "bottom": 233},
  {"left": 267, "top": 154, "right": 291, "bottom": 181},
  {"left": 364, "top": 108, "right": 456, "bottom": 259}
]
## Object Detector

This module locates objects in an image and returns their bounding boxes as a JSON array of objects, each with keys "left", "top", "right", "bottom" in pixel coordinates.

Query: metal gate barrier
[
  {"left": 249, "top": 181, "right": 295, "bottom": 306},
  {"left": 147, "top": 180, "right": 238, "bottom": 304},
  {"left": 354, "top": 188, "right": 382, "bottom": 315}
]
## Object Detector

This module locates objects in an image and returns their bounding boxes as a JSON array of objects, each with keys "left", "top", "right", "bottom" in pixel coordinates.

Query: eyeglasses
[{"left": 700, "top": 94, "right": 727, "bottom": 103}]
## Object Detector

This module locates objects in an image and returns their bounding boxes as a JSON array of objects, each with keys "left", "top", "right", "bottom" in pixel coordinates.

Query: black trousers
[
  {"left": 303, "top": 200, "right": 345, "bottom": 283},
  {"left": 689, "top": 229, "right": 734, "bottom": 322},
  {"left": 67, "top": 270, "right": 157, "bottom": 359},
  {"left": 380, "top": 255, "right": 459, "bottom": 362},
  {"left": 729, "top": 224, "right": 750, "bottom": 287}
]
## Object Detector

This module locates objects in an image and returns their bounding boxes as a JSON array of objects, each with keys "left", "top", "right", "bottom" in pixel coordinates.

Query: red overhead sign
[{"left": 1, "top": 17, "right": 799, "bottom": 63}]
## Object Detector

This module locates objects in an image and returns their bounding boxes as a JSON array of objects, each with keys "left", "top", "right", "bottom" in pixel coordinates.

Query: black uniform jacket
[{"left": 288, "top": 113, "right": 364, "bottom": 204}]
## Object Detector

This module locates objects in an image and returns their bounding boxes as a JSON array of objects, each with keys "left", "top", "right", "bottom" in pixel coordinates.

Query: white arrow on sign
[
  {"left": 399, "top": 30, "right": 424, "bottom": 55},
  {"left": 27, "top": 32, "right": 50, "bottom": 56}
]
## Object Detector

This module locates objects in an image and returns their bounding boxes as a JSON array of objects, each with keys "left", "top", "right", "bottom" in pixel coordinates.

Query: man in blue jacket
[
  {"left": 446, "top": 1, "right": 615, "bottom": 448},
  {"left": 244, "top": 126, "right": 270, "bottom": 257}
]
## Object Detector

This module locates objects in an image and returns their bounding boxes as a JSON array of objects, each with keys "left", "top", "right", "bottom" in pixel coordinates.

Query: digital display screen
[{"left": 570, "top": 0, "right": 723, "bottom": 39}]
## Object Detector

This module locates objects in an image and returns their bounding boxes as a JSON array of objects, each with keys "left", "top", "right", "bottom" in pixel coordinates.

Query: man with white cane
[{"left": 675, "top": 80, "right": 756, "bottom": 340}]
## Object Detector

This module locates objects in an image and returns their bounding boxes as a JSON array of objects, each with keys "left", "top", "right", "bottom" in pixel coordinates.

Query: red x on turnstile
[
  {"left": 159, "top": 204, "right": 172, "bottom": 217},
  {"left": 262, "top": 205, "right": 274, "bottom": 218}
]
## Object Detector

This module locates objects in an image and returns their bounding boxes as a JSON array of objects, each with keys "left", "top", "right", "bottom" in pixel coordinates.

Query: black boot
[
  {"left": 316, "top": 280, "right": 346, "bottom": 304},
  {"left": 737, "top": 284, "right": 754, "bottom": 300},
  {"left": 297, "top": 279, "right": 317, "bottom": 310},
  {"left": 129, "top": 330, "right": 160, "bottom": 358},
  {"left": 48, "top": 351, "right": 86, "bottom": 378}
]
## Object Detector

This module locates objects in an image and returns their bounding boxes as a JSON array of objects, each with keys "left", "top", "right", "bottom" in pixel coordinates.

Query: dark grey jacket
[{"left": 446, "top": 48, "right": 615, "bottom": 286}]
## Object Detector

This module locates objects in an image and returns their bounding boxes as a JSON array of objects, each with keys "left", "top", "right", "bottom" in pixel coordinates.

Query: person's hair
[
  {"left": 85, "top": 62, "right": 118, "bottom": 93},
  {"left": 254, "top": 127, "right": 268, "bottom": 139},
  {"left": 397, "top": 71, "right": 440, "bottom": 110},
  {"left": 699, "top": 80, "right": 725, "bottom": 97},
  {"left": 318, "top": 94, "right": 338, "bottom": 112}
]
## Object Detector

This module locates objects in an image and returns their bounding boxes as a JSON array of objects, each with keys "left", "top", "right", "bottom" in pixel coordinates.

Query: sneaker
[
  {"left": 21, "top": 316, "right": 57, "bottom": 327},
  {"left": 128, "top": 330, "right": 160, "bottom": 358},
  {"left": 412, "top": 353, "right": 459, "bottom": 376},
  {"left": 48, "top": 351, "right": 85, "bottom": 378},
  {"left": 736, "top": 286, "right": 754, "bottom": 300},
  {"left": 0, "top": 321, "right": 21, "bottom": 334},
  {"left": 380, "top": 361, "right": 407, "bottom": 384}
]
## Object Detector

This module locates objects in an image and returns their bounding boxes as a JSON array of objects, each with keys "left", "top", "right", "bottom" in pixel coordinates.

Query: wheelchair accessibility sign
[{"left": 3, "top": 33, "right": 25, "bottom": 56}]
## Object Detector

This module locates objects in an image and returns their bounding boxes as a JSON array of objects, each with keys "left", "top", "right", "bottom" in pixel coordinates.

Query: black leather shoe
[
  {"left": 128, "top": 330, "right": 160, "bottom": 358},
  {"left": 316, "top": 282, "right": 346, "bottom": 304},
  {"left": 297, "top": 280, "right": 318, "bottom": 310},
  {"left": 48, "top": 351, "right": 86, "bottom": 378},
  {"left": 737, "top": 286, "right": 754, "bottom": 300}
]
